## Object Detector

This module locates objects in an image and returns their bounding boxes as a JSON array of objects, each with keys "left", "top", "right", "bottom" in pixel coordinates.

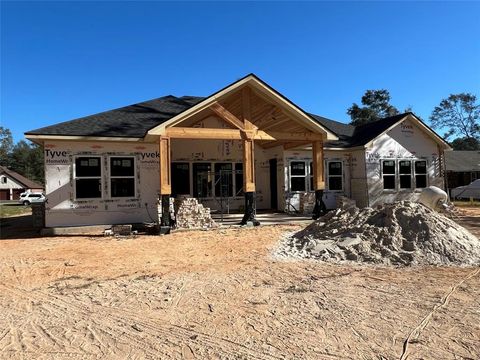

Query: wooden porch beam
[
  {"left": 261, "top": 117, "right": 290, "bottom": 131},
  {"left": 210, "top": 102, "right": 246, "bottom": 130},
  {"left": 283, "top": 141, "right": 312, "bottom": 150},
  {"left": 159, "top": 136, "right": 171, "bottom": 195},
  {"left": 165, "top": 127, "right": 324, "bottom": 141},
  {"left": 312, "top": 140, "right": 325, "bottom": 190},
  {"left": 253, "top": 105, "right": 277, "bottom": 126},
  {"left": 242, "top": 87, "right": 255, "bottom": 192},
  {"left": 166, "top": 127, "right": 242, "bottom": 140},
  {"left": 261, "top": 140, "right": 284, "bottom": 149}
]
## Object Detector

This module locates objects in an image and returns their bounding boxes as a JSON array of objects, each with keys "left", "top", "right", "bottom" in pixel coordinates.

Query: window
[
  {"left": 290, "top": 161, "right": 306, "bottom": 191},
  {"left": 382, "top": 160, "right": 396, "bottom": 190},
  {"left": 215, "top": 163, "right": 233, "bottom": 197},
  {"left": 399, "top": 160, "right": 412, "bottom": 189},
  {"left": 193, "top": 163, "right": 212, "bottom": 198},
  {"left": 1, "top": 176, "right": 6, "bottom": 184},
  {"left": 28, "top": 194, "right": 42, "bottom": 198},
  {"left": 75, "top": 157, "right": 102, "bottom": 199},
  {"left": 171, "top": 163, "right": 190, "bottom": 196},
  {"left": 327, "top": 161, "right": 343, "bottom": 191},
  {"left": 235, "top": 163, "right": 243, "bottom": 196},
  {"left": 415, "top": 161, "right": 427, "bottom": 189},
  {"left": 110, "top": 157, "right": 135, "bottom": 198}
]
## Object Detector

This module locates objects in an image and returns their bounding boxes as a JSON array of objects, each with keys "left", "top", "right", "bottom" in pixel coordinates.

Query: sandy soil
[{"left": 1, "top": 209, "right": 479, "bottom": 359}]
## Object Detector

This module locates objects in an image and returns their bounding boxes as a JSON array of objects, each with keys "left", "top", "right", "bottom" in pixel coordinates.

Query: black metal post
[
  {"left": 160, "top": 194, "right": 171, "bottom": 234},
  {"left": 312, "top": 189, "right": 327, "bottom": 220},
  {"left": 240, "top": 191, "right": 260, "bottom": 226}
]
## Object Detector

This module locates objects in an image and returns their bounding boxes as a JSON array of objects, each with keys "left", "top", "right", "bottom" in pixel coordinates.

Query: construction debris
[
  {"left": 174, "top": 197, "right": 217, "bottom": 229},
  {"left": 275, "top": 201, "right": 480, "bottom": 266}
]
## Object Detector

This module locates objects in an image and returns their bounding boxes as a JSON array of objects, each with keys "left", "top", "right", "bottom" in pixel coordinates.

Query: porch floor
[{"left": 211, "top": 211, "right": 313, "bottom": 226}]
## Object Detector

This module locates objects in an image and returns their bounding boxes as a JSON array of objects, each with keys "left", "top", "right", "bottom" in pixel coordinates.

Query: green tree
[
  {"left": 0, "top": 126, "right": 14, "bottom": 166},
  {"left": 429, "top": 93, "right": 480, "bottom": 141},
  {"left": 347, "top": 89, "right": 400, "bottom": 126},
  {"left": 450, "top": 137, "right": 480, "bottom": 150},
  {"left": 10, "top": 140, "right": 44, "bottom": 184}
]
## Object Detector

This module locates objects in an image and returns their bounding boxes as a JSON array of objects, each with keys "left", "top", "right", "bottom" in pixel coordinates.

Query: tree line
[
  {"left": 0, "top": 90, "right": 478, "bottom": 183},
  {"left": 0, "top": 128, "right": 44, "bottom": 184},
  {"left": 348, "top": 91, "right": 479, "bottom": 150}
]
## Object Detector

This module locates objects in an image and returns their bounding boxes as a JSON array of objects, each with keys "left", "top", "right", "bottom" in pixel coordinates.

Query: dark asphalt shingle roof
[
  {"left": 445, "top": 151, "right": 480, "bottom": 172},
  {"left": 26, "top": 96, "right": 205, "bottom": 138},
  {"left": 26, "top": 94, "right": 415, "bottom": 149}
]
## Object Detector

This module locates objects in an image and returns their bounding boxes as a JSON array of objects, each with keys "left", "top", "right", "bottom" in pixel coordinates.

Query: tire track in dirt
[{"left": 0, "top": 283, "right": 282, "bottom": 359}]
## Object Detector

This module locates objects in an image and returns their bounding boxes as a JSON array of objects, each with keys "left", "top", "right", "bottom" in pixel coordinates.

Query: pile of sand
[{"left": 276, "top": 201, "right": 480, "bottom": 266}]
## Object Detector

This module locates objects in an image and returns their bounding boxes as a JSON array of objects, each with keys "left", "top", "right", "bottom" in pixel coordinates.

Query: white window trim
[
  {"left": 73, "top": 155, "right": 103, "bottom": 201},
  {"left": 381, "top": 159, "right": 397, "bottom": 192},
  {"left": 109, "top": 156, "right": 137, "bottom": 199},
  {"left": 289, "top": 160, "right": 309, "bottom": 193},
  {"left": 381, "top": 158, "right": 429, "bottom": 192},
  {"left": 327, "top": 160, "right": 344, "bottom": 192},
  {"left": 398, "top": 159, "right": 413, "bottom": 190},
  {"left": 414, "top": 160, "right": 428, "bottom": 189}
]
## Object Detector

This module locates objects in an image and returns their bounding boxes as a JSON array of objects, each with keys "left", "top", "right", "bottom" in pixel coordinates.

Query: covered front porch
[{"left": 147, "top": 75, "right": 338, "bottom": 230}]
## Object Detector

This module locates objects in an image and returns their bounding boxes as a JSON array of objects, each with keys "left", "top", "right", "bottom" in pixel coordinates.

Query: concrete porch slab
[{"left": 212, "top": 212, "right": 313, "bottom": 226}]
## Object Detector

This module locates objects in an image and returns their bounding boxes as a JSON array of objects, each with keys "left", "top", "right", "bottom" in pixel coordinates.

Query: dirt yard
[{"left": 1, "top": 208, "right": 479, "bottom": 359}]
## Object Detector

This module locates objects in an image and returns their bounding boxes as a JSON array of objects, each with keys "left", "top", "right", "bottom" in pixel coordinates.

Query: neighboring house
[
  {"left": 25, "top": 74, "right": 451, "bottom": 228},
  {"left": 445, "top": 151, "right": 480, "bottom": 195},
  {"left": 0, "top": 166, "right": 43, "bottom": 200}
]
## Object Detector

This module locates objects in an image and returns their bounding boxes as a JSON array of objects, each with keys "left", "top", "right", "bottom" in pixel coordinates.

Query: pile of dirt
[{"left": 276, "top": 201, "right": 480, "bottom": 266}]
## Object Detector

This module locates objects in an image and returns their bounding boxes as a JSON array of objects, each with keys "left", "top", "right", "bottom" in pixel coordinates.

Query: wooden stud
[
  {"left": 242, "top": 87, "right": 255, "bottom": 192},
  {"left": 166, "top": 127, "right": 241, "bottom": 140},
  {"left": 261, "top": 117, "right": 290, "bottom": 131},
  {"left": 243, "top": 138, "right": 255, "bottom": 192},
  {"left": 159, "top": 136, "right": 171, "bottom": 195},
  {"left": 165, "top": 127, "right": 324, "bottom": 141},
  {"left": 283, "top": 141, "right": 311, "bottom": 150},
  {"left": 210, "top": 102, "right": 245, "bottom": 130},
  {"left": 261, "top": 140, "right": 284, "bottom": 149},
  {"left": 312, "top": 141, "right": 325, "bottom": 190}
]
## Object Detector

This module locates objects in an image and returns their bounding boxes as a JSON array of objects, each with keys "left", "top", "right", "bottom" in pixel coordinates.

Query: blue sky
[{"left": 1, "top": 1, "right": 479, "bottom": 142}]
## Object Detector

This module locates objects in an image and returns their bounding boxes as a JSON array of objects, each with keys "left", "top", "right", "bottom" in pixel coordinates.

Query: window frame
[
  {"left": 73, "top": 155, "right": 103, "bottom": 200},
  {"left": 214, "top": 162, "right": 234, "bottom": 198},
  {"left": 108, "top": 156, "right": 137, "bottom": 199},
  {"left": 382, "top": 159, "right": 397, "bottom": 191},
  {"left": 326, "top": 160, "right": 344, "bottom": 192},
  {"left": 289, "top": 160, "right": 308, "bottom": 192},
  {"left": 414, "top": 160, "right": 428, "bottom": 189},
  {"left": 398, "top": 159, "right": 413, "bottom": 190},
  {"left": 234, "top": 162, "right": 243, "bottom": 197},
  {"left": 381, "top": 158, "right": 429, "bottom": 192},
  {"left": 192, "top": 162, "right": 213, "bottom": 199}
]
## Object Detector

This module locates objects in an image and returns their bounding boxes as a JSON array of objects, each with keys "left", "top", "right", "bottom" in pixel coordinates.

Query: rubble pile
[
  {"left": 175, "top": 197, "right": 217, "bottom": 229},
  {"left": 275, "top": 201, "right": 480, "bottom": 266}
]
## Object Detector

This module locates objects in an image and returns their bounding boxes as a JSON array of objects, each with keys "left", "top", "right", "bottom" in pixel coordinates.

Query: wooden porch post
[
  {"left": 312, "top": 140, "right": 327, "bottom": 219},
  {"left": 240, "top": 87, "right": 259, "bottom": 225},
  {"left": 159, "top": 136, "right": 172, "bottom": 231}
]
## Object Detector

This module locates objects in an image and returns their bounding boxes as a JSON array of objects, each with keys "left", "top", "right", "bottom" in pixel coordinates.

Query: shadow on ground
[{"left": 0, "top": 214, "right": 41, "bottom": 240}]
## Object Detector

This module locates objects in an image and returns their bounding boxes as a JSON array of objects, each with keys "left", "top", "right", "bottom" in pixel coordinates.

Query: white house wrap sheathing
[
  {"left": 44, "top": 141, "right": 160, "bottom": 227},
  {"left": 365, "top": 118, "right": 444, "bottom": 207},
  {"left": 42, "top": 117, "right": 447, "bottom": 228}
]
